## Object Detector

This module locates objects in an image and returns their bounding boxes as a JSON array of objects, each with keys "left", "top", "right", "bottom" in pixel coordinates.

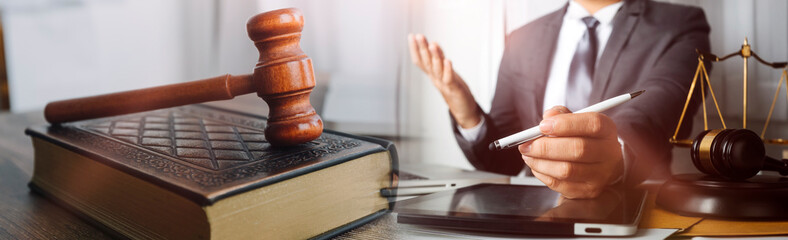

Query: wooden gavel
[{"left": 44, "top": 8, "right": 323, "bottom": 146}]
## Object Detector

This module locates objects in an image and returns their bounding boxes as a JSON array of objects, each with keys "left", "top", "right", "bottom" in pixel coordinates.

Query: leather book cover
[{"left": 25, "top": 104, "right": 397, "bottom": 206}]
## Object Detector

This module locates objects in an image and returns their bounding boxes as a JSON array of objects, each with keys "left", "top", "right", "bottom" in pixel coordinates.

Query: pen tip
[
  {"left": 631, "top": 90, "right": 645, "bottom": 98},
  {"left": 488, "top": 142, "right": 497, "bottom": 151}
]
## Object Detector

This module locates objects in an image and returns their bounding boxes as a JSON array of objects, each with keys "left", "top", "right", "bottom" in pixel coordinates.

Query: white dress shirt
[
  {"left": 458, "top": 1, "right": 624, "bottom": 142},
  {"left": 542, "top": 1, "right": 623, "bottom": 112}
]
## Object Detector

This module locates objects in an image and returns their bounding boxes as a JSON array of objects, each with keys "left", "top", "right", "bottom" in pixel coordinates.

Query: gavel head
[
  {"left": 247, "top": 8, "right": 323, "bottom": 146},
  {"left": 690, "top": 129, "right": 765, "bottom": 180}
]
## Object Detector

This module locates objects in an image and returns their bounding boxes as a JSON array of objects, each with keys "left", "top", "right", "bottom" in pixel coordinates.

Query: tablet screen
[{"left": 395, "top": 184, "right": 646, "bottom": 225}]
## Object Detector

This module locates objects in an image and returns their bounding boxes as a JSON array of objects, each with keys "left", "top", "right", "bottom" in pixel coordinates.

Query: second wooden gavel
[{"left": 44, "top": 8, "right": 323, "bottom": 146}]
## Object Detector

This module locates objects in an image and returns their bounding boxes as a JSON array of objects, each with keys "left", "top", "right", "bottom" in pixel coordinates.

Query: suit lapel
[
  {"left": 528, "top": 5, "right": 565, "bottom": 113},
  {"left": 591, "top": 0, "right": 644, "bottom": 102}
]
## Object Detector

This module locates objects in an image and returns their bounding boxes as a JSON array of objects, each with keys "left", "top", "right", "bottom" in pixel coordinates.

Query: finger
[
  {"left": 518, "top": 141, "right": 532, "bottom": 156},
  {"left": 433, "top": 41, "right": 445, "bottom": 59},
  {"left": 530, "top": 170, "right": 603, "bottom": 199},
  {"left": 543, "top": 105, "right": 571, "bottom": 119},
  {"left": 523, "top": 156, "right": 600, "bottom": 181},
  {"left": 523, "top": 137, "right": 619, "bottom": 162},
  {"left": 539, "top": 112, "right": 617, "bottom": 138},
  {"left": 407, "top": 34, "right": 423, "bottom": 69},
  {"left": 415, "top": 34, "right": 433, "bottom": 72},
  {"left": 529, "top": 167, "right": 558, "bottom": 189},
  {"left": 429, "top": 42, "right": 443, "bottom": 80},
  {"left": 442, "top": 59, "right": 454, "bottom": 85},
  {"left": 409, "top": 34, "right": 429, "bottom": 73}
]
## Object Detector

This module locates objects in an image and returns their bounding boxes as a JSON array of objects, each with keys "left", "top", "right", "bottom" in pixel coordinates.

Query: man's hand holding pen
[{"left": 518, "top": 106, "right": 624, "bottom": 199}]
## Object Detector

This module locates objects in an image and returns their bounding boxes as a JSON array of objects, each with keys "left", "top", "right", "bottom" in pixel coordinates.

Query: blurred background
[{"left": 2, "top": 0, "right": 787, "bottom": 174}]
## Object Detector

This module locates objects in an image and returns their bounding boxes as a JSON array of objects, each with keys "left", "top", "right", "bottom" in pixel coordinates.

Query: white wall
[{"left": 3, "top": 0, "right": 186, "bottom": 112}]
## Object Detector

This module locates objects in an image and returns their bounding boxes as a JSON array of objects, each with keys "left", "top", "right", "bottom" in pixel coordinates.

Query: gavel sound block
[{"left": 44, "top": 8, "right": 323, "bottom": 146}]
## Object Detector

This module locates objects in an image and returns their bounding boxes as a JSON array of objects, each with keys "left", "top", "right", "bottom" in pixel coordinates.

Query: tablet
[{"left": 394, "top": 183, "right": 647, "bottom": 236}]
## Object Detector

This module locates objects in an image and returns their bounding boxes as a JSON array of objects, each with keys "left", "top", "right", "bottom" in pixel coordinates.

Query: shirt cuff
[
  {"left": 609, "top": 136, "right": 628, "bottom": 185},
  {"left": 457, "top": 116, "right": 485, "bottom": 142}
]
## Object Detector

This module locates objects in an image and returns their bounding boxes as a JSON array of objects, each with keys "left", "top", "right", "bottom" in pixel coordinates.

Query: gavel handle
[
  {"left": 45, "top": 74, "right": 254, "bottom": 123},
  {"left": 763, "top": 156, "right": 788, "bottom": 176}
]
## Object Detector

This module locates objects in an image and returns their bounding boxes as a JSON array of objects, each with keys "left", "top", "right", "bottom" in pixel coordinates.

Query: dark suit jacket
[{"left": 453, "top": 0, "right": 710, "bottom": 184}]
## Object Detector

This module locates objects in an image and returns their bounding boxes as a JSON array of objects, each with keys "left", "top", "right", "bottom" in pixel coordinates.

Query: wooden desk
[
  {"left": 0, "top": 109, "right": 390, "bottom": 239},
  {"left": 3, "top": 109, "right": 784, "bottom": 239},
  {"left": 0, "top": 111, "right": 113, "bottom": 239},
  {"left": 0, "top": 110, "right": 685, "bottom": 239}
]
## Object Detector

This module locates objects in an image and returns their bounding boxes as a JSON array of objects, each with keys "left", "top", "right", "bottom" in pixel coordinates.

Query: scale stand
[{"left": 658, "top": 174, "right": 788, "bottom": 220}]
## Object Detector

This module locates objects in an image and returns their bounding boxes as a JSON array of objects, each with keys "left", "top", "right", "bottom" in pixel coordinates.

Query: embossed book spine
[{"left": 26, "top": 105, "right": 397, "bottom": 239}]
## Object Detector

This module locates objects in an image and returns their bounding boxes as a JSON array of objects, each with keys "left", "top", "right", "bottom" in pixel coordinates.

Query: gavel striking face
[
  {"left": 43, "top": 8, "right": 323, "bottom": 146},
  {"left": 690, "top": 129, "right": 788, "bottom": 180}
]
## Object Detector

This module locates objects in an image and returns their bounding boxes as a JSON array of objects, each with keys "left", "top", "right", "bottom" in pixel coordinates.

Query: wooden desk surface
[
  {"left": 0, "top": 109, "right": 689, "bottom": 239},
  {"left": 0, "top": 111, "right": 113, "bottom": 239},
  {"left": 4, "top": 108, "right": 782, "bottom": 239},
  {"left": 0, "top": 108, "right": 388, "bottom": 239}
]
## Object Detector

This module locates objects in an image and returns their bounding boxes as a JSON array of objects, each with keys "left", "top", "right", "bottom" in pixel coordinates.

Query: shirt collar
[{"left": 566, "top": 0, "right": 624, "bottom": 26}]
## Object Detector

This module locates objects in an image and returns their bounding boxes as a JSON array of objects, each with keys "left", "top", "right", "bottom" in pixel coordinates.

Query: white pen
[{"left": 489, "top": 90, "right": 645, "bottom": 151}]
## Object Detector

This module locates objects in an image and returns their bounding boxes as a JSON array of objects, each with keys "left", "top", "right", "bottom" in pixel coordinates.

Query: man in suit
[{"left": 408, "top": 0, "right": 709, "bottom": 198}]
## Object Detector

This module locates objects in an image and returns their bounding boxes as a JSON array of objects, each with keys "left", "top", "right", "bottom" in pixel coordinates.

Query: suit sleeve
[
  {"left": 450, "top": 35, "right": 529, "bottom": 176},
  {"left": 610, "top": 7, "right": 710, "bottom": 185}
]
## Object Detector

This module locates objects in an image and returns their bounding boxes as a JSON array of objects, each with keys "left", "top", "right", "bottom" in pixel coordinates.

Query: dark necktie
[{"left": 565, "top": 17, "right": 600, "bottom": 111}]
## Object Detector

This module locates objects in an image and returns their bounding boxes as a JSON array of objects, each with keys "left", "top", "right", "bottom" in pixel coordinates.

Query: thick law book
[{"left": 25, "top": 105, "right": 397, "bottom": 239}]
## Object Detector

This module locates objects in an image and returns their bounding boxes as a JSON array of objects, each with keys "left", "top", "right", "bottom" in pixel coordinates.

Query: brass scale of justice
[
  {"left": 657, "top": 38, "right": 788, "bottom": 220},
  {"left": 670, "top": 38, "right": 788, "bottom": 147}
]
